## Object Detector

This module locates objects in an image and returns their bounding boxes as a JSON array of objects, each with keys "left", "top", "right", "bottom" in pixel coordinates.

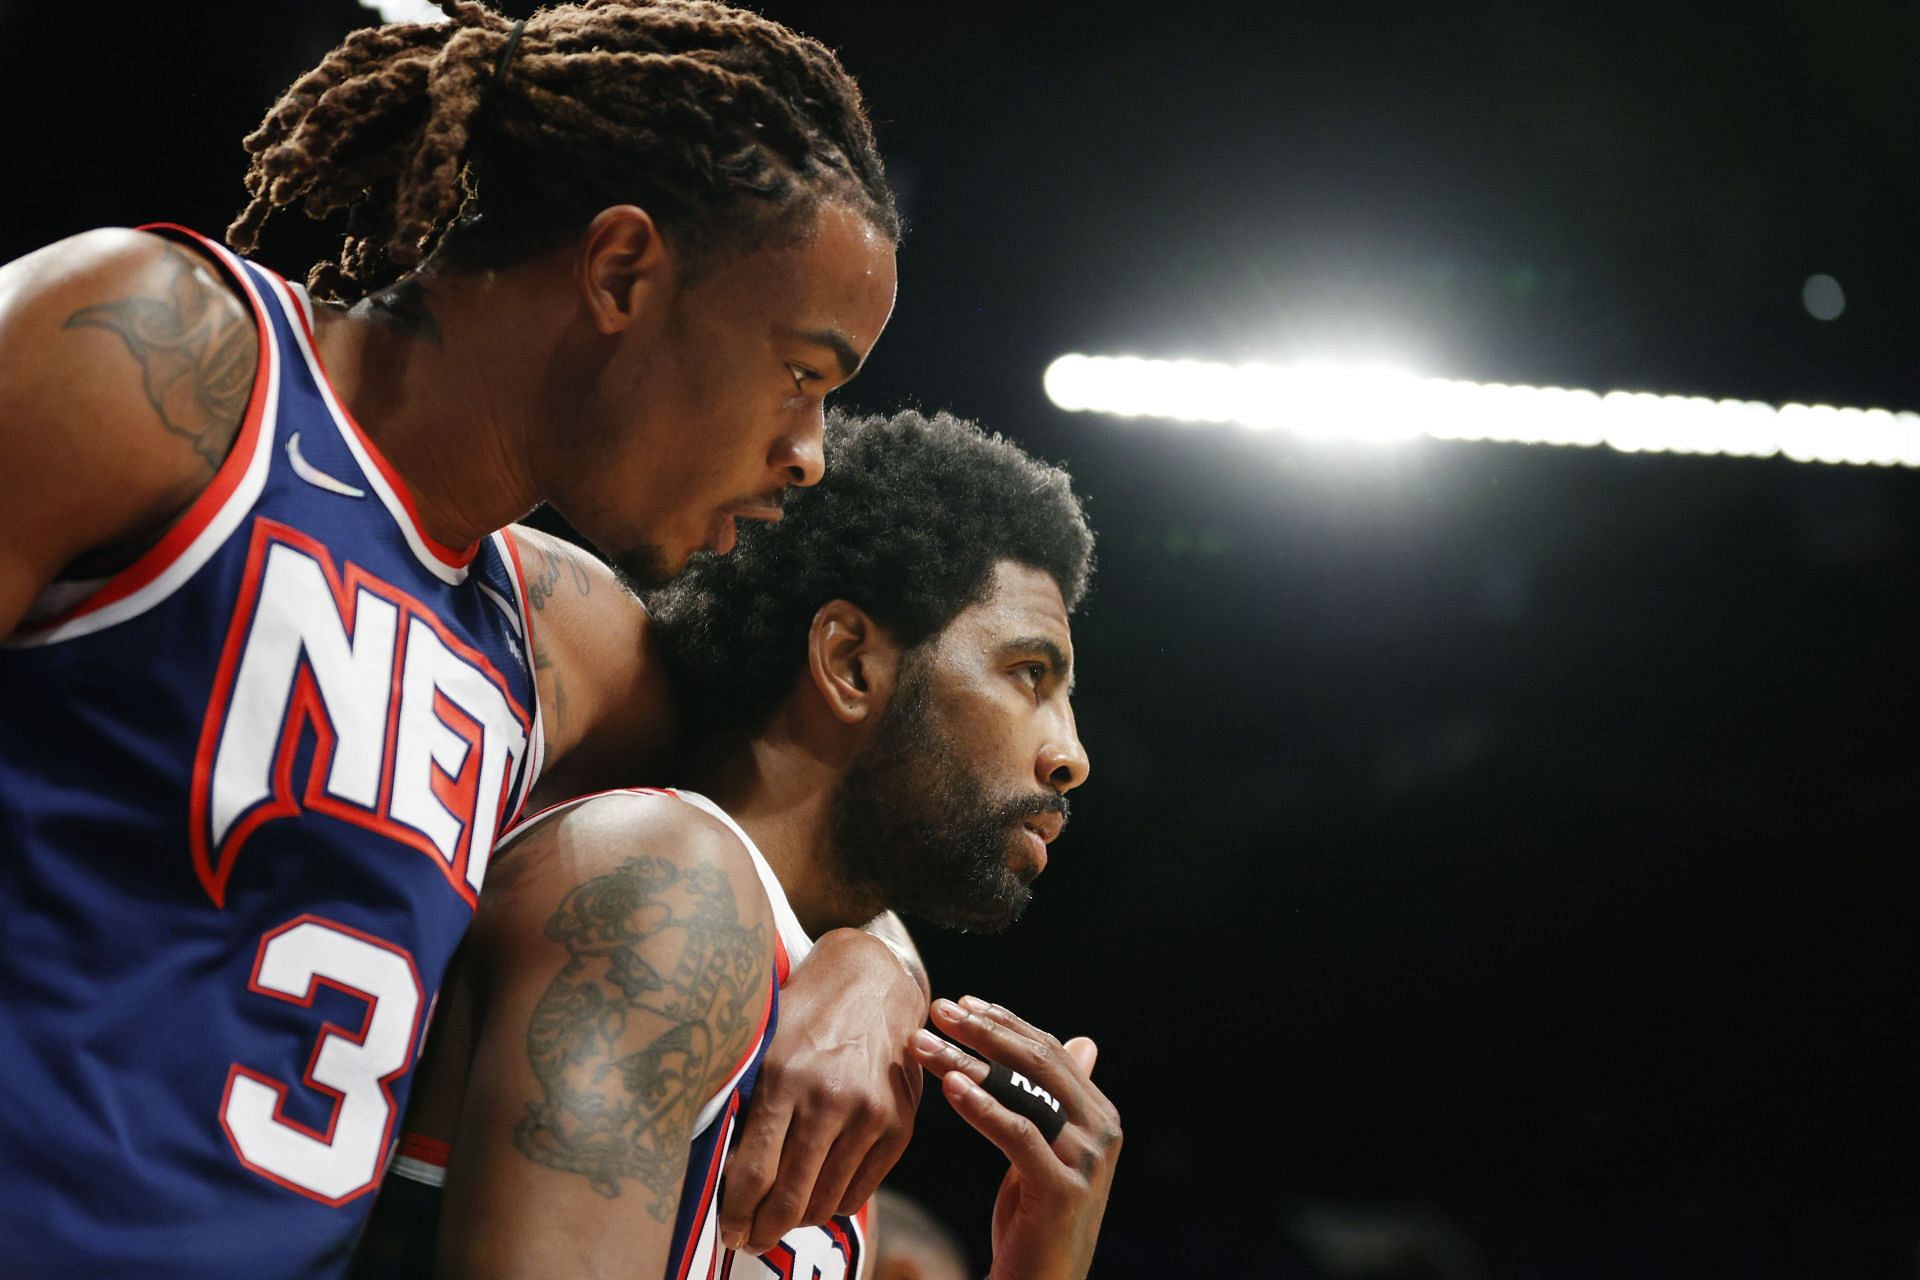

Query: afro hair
[{"left": 647, "top": 408, "right": 1093, "bottom": 734}]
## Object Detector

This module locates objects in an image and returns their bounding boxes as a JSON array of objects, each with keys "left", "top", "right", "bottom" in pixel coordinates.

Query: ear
[
  {"left": 807, "top": 599, "right": 899, "bottom": 726},
  {"left": 576, "top": 205, "right": 675, "bottom": 336}
]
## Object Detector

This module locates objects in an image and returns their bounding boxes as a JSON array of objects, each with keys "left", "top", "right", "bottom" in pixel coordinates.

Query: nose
[
  {"left": 772, "top": 408, "right": 827, "bottom": 488},
  {"left": 1038, "top": 705, "right": 1090, "bottom": 795}
]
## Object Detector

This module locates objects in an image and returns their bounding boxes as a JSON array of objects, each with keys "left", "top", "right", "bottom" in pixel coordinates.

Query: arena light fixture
[
  {"left": 360, "top": 0, "right": 446, "bottom": 24},
  {"left": 1042, "top": 354, "right": 1920, "bottom": 469}
]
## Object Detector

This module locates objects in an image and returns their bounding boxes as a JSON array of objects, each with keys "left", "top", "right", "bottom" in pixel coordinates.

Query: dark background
[{"left": 5, "top": 1, "right": 1919, "bottom": 1275}]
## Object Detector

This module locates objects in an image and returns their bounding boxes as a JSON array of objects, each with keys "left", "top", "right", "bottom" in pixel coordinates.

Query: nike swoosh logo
[{"left": 286, "top": 432, "right": 367, "bottom": 499}]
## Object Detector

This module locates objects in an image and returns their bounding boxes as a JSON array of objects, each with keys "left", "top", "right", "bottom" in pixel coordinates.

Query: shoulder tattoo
[
  {"left": 526, "top": 541, "right": 595, "bottom": 612},
  {"left": 514, "top": 853, "right": 768, "bottom": 1211},
  {"left": 63, "top": 245, "right": 257, "bottom": 472}
]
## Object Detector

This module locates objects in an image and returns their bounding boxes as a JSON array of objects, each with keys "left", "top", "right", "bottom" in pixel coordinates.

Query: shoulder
[
  {"left": 3, "top": 226, "right": 189, "bottom": 291},
  {"left": 0, "top": 227, "right": 261, "bottom": 629},
  {"left": 431, "top": 789, "right": 778, "bottom": 1260},
  {"left": 0, "top": 226, "right": 253, "bottom": 344},
  {"left": 507, "top": 525, "right": 641, "bottom": 657},
  {"left": 476, "top": 789, "right": 774, "bottom": 973},
  {"left": 508, "top": 525, "right": 615, "bottom": 597},
  {"left": 506, "top": 525, "right": 684, "bottom": 802}
]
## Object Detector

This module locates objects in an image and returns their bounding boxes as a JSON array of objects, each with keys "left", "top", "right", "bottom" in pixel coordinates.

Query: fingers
[
  {"left": 957, "top": 994, "right": 1054, "bottom": 1045},
  {"left": 909, "top": 1027, "right": 989, "bottom": 1084},
  {"left": 743, "top": 1116, "right": 836, "bottom": 1254},
  {"left": 929, "top": 997, "right": 1092, "bottom": 1114},
  {"left": 728, "top": 1072, "right": 918, "bottom": 1247},
  {"left": 802, "top": 1056, "right": 921, "bottom": 1224},
  {"left": 926, "top": 999, "right": 1122, "bottom": 1176},
  {"left": 834, "top": 1118, "right": 912, "bottom": 1217},
  {"left": 939, "top": 1067, "right": 1068, "bottom": 1187},
  {"left": 717, "top": 1100, "right": 790, "bottom": 1251},
  {"left": 802, "top": 1137, "right": 863, "bottom": 1226},
  {"left": 836, "top": 1057, "right": 921, "bottom": 1213},
  {"left": 801, "top": 1117, "right": 891, "bottom": 1226}
]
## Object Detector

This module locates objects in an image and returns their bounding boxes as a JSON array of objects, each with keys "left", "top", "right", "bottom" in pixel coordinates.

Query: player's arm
[
  {"left": 435, "top": 793, "right": 776, "bottom": 1279},
  {"left": 506, "top": 528, "right": 933, "bottom": 1250},
  {"left": 0, "top": 228, "right": 257, "bottom": 633},
  {"left": 508, "top": 525, "right": 685, "bottom": 805},
  {"left": 719, "top": 913, "right": 930, "bottom": 1252},
  {"left": 347, "top": 939, "right": 480, "bottom": 1280}
]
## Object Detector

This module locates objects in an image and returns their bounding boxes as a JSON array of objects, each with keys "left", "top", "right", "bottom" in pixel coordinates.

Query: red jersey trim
[
  {"left": 673, "top": 1097, "right": 740, "bottom": 1280},
  {"left": 721, "top": 981, "right": 777, "bottom": 1110},
  {"left": 398, "top": 1131, "right": 452, "bottom": 1169},
  {"left": 498, "top": 528, "right": 546, "bottom": 827},
  {"left": 269, "top": 274, "right": 481, "bottom": 572},
  {"left": 7, "top": 224, "right": 275, "bottom": 638}
]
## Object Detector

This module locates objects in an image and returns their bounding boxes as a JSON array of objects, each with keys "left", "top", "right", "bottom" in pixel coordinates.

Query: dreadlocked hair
[{"left": 226, "top": 0, "right": 898, "bottom": 302}]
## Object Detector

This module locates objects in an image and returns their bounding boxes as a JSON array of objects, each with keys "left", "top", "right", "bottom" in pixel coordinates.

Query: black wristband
[{"left": 980, "top": 1061, "right": 1067, "bottom": 1142}]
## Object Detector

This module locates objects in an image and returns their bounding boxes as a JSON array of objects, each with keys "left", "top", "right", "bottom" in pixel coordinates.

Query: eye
[
  {"left": 785, "top": 362, "right": 820, "bottom": 394},
  {"left": 1016, "top": 662, "right": 1048, "bottom": 689}
]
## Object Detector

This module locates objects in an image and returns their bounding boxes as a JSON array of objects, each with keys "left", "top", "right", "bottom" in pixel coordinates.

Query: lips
[
  {"left": 1016, "top": 811, "right": 1065, "bottom": 876},
  {"left": 707, "top": 499, "right": 786, "bottom": 554},
  {"left": 722, "top": 501, "right": 785, "bottom": 524},
  {"left": 1022, "top": 812, "right": 1065, "bottom": 845}
]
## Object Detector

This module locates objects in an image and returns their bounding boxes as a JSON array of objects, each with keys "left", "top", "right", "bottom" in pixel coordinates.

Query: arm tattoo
[
  {"left": 532, "top": 646, "right": 568, "bottom": 739},
  {"left": 526, "top": 544, "right": 593, "bottom": 612},
  {"left": 62, "top": 247, "right": 257, "bottom": 471},
  {"left": 514, "top": 854, "right": 767, "bottom": 1211}
]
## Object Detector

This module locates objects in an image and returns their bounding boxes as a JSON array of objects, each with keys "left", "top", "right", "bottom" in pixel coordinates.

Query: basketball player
[
  {"left": 357, "top": 410, "right": 1121, "bottom": 1280},
  {"left": 0, "top": 5, "right": 941, "bottom": 1275}
]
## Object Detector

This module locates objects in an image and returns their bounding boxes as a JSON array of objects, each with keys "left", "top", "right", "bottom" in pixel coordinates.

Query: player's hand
[
  {"left": 719, "top": 927, "right": 928, "bottom": 1253},
  {"left": 911, "top": 996, "right": 1122, "bottom": 1280}
]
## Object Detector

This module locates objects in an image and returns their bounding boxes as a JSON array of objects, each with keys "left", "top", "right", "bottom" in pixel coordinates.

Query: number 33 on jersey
[{"left": 0, "top": 227, "right": 542, "bottom": 1278}]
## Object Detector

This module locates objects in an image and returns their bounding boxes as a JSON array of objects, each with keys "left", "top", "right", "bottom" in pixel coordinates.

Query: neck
[
  {"left": 308, "top": 268, "right": 554, "bottom": 548},
  {"left": 688, "top": 714, "right": 874, "bottom": 939}
]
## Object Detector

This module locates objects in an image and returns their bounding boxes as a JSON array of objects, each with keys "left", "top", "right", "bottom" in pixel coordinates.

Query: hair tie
[{"left": 489, "top": 17, "right": 529, "bottom": 93}]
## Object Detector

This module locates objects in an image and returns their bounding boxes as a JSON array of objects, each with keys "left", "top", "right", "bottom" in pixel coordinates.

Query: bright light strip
[
  {"left": 1043, "top": 355, "right": 1920, "bottom": 468},
  {"left": 359, "top": 0, "right": 447, "bottom": 25}
]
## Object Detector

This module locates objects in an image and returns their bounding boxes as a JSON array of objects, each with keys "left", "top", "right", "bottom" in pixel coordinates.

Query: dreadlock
[{"left": 227, "top": 0, "right": 898, "bottom": 302}]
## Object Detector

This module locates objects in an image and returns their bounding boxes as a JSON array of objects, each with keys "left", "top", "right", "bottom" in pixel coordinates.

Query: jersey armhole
[
  {"left": 497, "top": 528, "right": 547, "bottom": 825},
  {"left": 391, "top": 1131, "right": 451, "bottom": 1189},
  {"left": 3, "top": 224, "right": 279, "bottom": 647}
]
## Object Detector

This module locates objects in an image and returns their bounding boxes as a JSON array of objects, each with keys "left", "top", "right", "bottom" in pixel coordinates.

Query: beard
[
  {"left": 829, "top": 657, "right": 1069, "bottom": 934},
  {"left": 606, "top": 540, "right": 675, "bottom": 594}
]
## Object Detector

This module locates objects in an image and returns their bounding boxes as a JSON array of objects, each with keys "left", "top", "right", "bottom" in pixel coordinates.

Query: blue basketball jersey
[{"left": 0, "top": 226, "right": 545, "bottom": 1278}]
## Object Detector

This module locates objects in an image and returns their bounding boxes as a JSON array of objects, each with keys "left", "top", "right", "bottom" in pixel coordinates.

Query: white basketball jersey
[{"left": 664, "top": 789, "right": 872, "bottom": 1280}]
